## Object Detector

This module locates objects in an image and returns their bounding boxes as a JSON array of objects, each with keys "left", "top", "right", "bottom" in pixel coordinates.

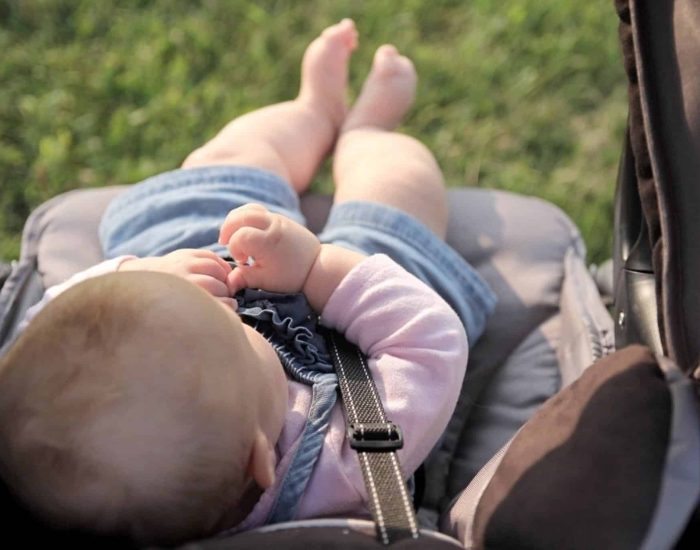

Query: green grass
[{"left": 0, "top": 0, "right": 626, "bottom": 264}]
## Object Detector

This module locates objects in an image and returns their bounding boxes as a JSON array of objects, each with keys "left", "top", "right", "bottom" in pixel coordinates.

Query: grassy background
[{"left": 0, "top": 0, "right": 626, "bottom": 264}]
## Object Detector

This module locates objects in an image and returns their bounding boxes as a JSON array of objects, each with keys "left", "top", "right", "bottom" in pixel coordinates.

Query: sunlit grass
[{"left": 0, "top": 0, "right": 626, "bottom": 263}]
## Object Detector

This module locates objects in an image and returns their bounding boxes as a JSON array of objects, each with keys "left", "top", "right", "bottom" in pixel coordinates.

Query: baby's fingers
[
  {"left": 187, "top": 249, "right": 232, "bottom": 274},
  {"left": 219, "top": 204, "right": 271, "bottom": 246},
  {"left": 187, "top": 274, "right": 230, "bottom": 298},
  {"left": 226, "top": 225, "right": 272, "bottom": 266},
  {"left": 226, "top": 267, "right": 249, "bottom": 295},
  {"left": 188, "top": 258, "right": 230, "bottom": 282}
]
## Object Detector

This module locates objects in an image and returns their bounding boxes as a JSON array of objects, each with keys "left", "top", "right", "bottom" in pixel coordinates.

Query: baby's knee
[{"left": 336, "top": 129, "right": 443, "bottom": 190}]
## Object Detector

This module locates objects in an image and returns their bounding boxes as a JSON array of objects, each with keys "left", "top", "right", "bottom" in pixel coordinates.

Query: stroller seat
[{"left": 0, "top": 183, "right": 613, "bottom": 547}]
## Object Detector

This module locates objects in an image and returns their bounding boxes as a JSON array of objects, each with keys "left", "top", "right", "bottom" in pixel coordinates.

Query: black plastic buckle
[{"left": 348, "top": 422, "right": 404, "bottom": 451}]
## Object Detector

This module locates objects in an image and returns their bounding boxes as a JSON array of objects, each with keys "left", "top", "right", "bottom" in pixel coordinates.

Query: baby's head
[{"left": 0, "top": 271, "right": 287, "bottom": 545}]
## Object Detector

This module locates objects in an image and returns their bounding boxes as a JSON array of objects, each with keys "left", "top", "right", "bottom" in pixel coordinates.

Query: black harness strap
[{"left": 324, "top": 329, "right": 420, "bottom": 545}]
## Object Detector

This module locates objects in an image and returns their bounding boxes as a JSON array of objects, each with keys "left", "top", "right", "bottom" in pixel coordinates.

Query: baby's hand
[
  {"left": 118, "top": 249, "right": 235, "bottom": 308},
  {"left": 219, "top": 204, "right": 321, "bottom": 294}
]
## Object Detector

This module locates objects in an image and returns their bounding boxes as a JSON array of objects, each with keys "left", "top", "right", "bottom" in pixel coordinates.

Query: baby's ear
[{"left": 247, "top": 429, "right": 276, "bottom": 489}]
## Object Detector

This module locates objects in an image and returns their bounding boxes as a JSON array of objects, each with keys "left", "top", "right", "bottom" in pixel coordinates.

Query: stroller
[{"left": 0, "top": 1, "right": 698, "bottom": 547}]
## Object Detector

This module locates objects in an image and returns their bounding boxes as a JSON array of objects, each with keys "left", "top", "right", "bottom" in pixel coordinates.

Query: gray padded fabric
[
  {"left": 421, "top": 190, "right": 614, "bottom": 520},
  {"left": 441, "top": 314, "right": 562, "bottom": 505},
  {"left": 28, "top": 184, "right": 612, "bottom": 525},
  {"left": 37, "top": 187, "right": 124, "bottom": 288},
  {"left": 558, "top": 247, "right": 615, "bottom": 387}
]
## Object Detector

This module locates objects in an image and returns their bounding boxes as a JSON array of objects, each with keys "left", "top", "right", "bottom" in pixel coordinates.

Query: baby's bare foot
[
  {"left": 342, "top": 45, "right": 417, "bottom": 132},
  {"left": 183, "top": 20, "right": 357, "bottom": 193},
  {"left": 298, "top": 18, "right": 358, "bottom": 129}
]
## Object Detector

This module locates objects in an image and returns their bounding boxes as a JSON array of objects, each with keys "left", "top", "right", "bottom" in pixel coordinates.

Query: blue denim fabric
[
  {"left": 234, "top": 290, "right": 338, "bottom": 523},
  {"left": 100, "top": 166, "right": 305, "bottom": 259}
]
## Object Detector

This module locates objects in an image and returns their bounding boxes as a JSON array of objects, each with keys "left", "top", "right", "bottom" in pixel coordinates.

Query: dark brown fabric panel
[{"left": 473, "top": 345, "right": 671, "bottom": 549}]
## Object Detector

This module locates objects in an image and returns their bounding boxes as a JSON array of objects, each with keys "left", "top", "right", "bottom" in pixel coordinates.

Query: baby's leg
[
  {"left": 332, "top": 46, "right": 448, "bottom": 238},
  {"left": 182, "top": 20, "right": 358, "bottom": 194}
]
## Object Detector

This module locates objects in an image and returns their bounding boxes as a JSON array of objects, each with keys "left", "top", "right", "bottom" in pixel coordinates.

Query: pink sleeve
[
  {"left": 319, "top": 253, "right": 469, "bottom": 496},
  {"left": 17, "top": 256, "right": 135, "bottom": 335}
]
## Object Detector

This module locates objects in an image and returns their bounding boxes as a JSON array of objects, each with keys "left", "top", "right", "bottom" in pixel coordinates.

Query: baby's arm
[
  {"left": 219, "top": 204, "right": 365, "bottom": 311},
  {"left": 297, "top": 255, "right": 470, "bottom": 518},
  {"left": 321, "top": 255, "right": 469, "bottom": 475}
]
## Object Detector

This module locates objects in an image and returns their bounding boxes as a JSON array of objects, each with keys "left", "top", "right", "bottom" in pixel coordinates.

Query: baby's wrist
[{"left": 302, "top": 244, "right": 366, "bottom": 313}]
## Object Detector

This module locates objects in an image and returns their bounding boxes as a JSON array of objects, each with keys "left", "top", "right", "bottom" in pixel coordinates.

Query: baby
[{"left": 0, "top": 20, "right": 495, "bottom": 545}]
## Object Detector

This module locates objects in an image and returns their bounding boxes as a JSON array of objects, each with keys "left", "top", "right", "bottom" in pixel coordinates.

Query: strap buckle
[{"left": 348, "top": 422, "right": 404, "bottom": 452}]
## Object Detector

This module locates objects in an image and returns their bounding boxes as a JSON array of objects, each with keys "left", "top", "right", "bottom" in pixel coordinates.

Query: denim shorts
[{"left": 100, "top": 165, "right": 496, "bottom": 344}]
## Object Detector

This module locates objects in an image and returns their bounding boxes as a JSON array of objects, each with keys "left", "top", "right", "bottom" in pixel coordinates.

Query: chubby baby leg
[
  {"left": 182, "top": 19, "right": 358, "bottom": 194},
  {"left": 332, "top": 45, "right": 449, "bottom": 239}
]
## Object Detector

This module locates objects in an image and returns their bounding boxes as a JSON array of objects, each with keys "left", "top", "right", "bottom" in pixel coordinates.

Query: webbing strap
[{"left": 325, "top": 329, "right": 420, "bottom": 545}]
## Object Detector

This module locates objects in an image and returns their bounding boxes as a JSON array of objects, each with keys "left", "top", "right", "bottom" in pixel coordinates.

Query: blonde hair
[{"left": 0, "top": 272, "right": 252, "bottom": 545}]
